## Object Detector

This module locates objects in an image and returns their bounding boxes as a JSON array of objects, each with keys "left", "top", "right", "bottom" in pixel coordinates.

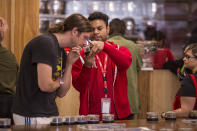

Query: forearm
[
  {"left": 56, "top": 62, "right": 73, "bottom": 98},
  {"left": 39, "top": 79, "right": 59, "bottom": 93},
  {"left": 37, "top": 63, "right": 60, "bottom": 93},
  {"left": 174, "top": 108, "right": 190, "bottom": 117},
  {"left": 173, "top": 97, "right": 196, "bottom": 117}
]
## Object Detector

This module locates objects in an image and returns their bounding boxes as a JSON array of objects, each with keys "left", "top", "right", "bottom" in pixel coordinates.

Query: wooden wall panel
[
  {"left": 150, "top": 70, "right": 180, "bottom": 113},
  {"left": 0, "top": 0, "right": 39, "bottom": 63},
  {"left": 14, "top": 0, "right": 39, "bottom": 63},
  {"left": 137, "top": 71, "right": 152, "bottom": 119},
  {"left": 137, "top": 70, "right": 180, "bottom": 119},
  {"left": 56, "top": 86, "right": 80, "bottom": 116}
]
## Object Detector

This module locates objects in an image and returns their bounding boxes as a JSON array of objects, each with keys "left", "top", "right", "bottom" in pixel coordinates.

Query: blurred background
[{"left": 39, "top": 0, "right": 197, "bottom": 59}]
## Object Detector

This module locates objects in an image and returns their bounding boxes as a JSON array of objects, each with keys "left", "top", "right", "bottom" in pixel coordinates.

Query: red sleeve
[
  {"left": 103, "top": 41, "right": 132, "bottom": 70},
  {"left": 72, "top": 54, "right": 92, "bottom": 93},
  {"left": 166, "top": 48, "right": 174, "bottom": 61}
]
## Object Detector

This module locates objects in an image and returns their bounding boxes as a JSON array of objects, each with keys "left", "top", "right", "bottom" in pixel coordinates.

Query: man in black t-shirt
[{"left": 13, "top": 14, "right": 93, "bottom": 125}]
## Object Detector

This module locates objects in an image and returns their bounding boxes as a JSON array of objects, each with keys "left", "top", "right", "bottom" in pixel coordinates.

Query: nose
[{"left": 94, "top": 29, "right": 99, "bottom": 34}]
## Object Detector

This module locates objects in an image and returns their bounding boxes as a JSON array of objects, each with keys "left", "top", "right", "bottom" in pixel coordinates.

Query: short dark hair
[
  {"left": 88, "top": 12, "right": 109, "bottom": 26},
  {"left": 109, "top": 18, "right": 126, "bottom": 35},
  {"left": 144, "top": 28, "right": 165, "bottom": 41},
  {"left": 154, "top": 31, "right": 166, "bottom": 41},
  {"left": 48, "top": 14, "right": 93, "bottom": 34}
]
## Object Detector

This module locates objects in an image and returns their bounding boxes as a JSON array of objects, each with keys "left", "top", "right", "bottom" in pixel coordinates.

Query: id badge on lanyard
[
  {"left": 101, "top": 97, "right": 111, "bottom": 114},
  {"left": 96, "top": 54, "right": 111, "bottom": 114}
]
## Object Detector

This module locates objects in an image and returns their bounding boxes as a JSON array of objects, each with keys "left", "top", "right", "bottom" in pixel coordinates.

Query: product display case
[
  {"left": 39, "top": 0, "right": 197, "bottom": 58},
  {"left": 39, "top": 0, "right": 66, "bottom": 33}
]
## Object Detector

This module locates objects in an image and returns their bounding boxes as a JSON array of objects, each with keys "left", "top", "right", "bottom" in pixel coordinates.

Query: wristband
[{"left": 60, "top": 79, "right": 64, "bottom": 86}]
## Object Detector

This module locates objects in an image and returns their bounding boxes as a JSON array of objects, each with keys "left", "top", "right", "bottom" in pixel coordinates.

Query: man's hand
[
  {"left": 82, "top": 41, "right": 105, "bottom": 68},
  {"left": 67, "top": 46, "right": 82, "bottom": 65},
  {"left": 89, "top": 41, "right": 104, "bottom": 56}
]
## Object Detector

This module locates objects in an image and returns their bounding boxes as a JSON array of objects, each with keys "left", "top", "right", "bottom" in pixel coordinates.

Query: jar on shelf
[
  {"left": 39, "top": 0, "right": 49, "bottom": 14},
  {"left": 140, "top": 41, "right": 157, "bottom": 70},
  {"left": 48, "top": 0, "right": 65, "bottom": 15}
]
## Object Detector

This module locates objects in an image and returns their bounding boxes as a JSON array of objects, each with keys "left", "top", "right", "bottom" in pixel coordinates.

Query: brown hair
[
  {"left": 109, "top": 18, "right": 126, "bottom": 35},
  {"left": 184, "top": 43, "right": 197, "bottom": 58},
  {"left": 48, "top": 14, "right": 93, "bottom": 34}
]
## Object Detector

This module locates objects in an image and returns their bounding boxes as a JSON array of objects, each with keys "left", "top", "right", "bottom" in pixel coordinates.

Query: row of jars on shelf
[
  {"left": 40, "top": 0, "right": 65, "bottom": 15},
  {"left": 39, "top": 0, "right": 147, "bottom": 16}
]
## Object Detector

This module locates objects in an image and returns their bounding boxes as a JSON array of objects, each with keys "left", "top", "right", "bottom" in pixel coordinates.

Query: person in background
[
  {"left": 144, "top": 27, "right": 174, "bottom": 69},
  {"left": 122, "top": 17, "right": 141, "bottom": 42},
  {"left": 163, "top": 27, "right": 197, "bottom": 80},
  {"left": 108, "top": 18, "right": 142, "bottom": 117},
  {"left": 12, "top": 14, "right": 93, "bottom": 125},
  {"left": 171, "top": 43, "right": 197, "bottom": 117},
  {"left": 0, "top": 17, "right": 18, "bottom": 123},
  {"left": 72, "top": 12, "right": 132, "bottom": 120}
]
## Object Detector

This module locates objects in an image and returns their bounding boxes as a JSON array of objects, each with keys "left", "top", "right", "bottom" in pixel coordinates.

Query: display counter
[
  {"left": 9, "top": 119, "right": 197, "bottom": 131},
  {"left": 137, "top": 70, "right": 181, "bottom": 119},
  {"left": 56, "top": 70, "right": 181, "bottom": 119}
]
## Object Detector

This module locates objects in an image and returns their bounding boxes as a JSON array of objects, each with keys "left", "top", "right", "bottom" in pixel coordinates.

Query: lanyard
[
  {"left": 96, "top": 54, "right": 108, "bottom": 97},
  {"left": 60, "top": 49, "right": 63, "bottom": 78}
]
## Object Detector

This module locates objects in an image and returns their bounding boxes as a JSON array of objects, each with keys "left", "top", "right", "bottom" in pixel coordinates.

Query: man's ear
[{"left": 71, "top": 27, "right": 78, "bottom": 36}]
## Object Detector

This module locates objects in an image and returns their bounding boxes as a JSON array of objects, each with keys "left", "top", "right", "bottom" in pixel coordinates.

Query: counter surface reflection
[{"left": 8, "top": 119, "right": 197, "bottom": 131}]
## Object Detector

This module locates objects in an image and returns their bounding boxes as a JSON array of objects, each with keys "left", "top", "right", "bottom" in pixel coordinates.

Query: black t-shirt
[
  {"left": 180, "top": 74, "right": 197, "bottom": 97},
  {"left": 13, "top": 34, "right": 66, "bottom": 117},
  {"left": 176, "top": 74, "right": 197, "bottom": 109}
]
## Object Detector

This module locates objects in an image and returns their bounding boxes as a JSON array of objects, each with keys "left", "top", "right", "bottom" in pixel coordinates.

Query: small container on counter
[
  {"left": 189, "top": 110, "right": 197, "bottom": 119},
  {"left": 0, "top": 118, "right": 11, "bottom": 128},
  {"left": 50, "top": 117, "right": 63, "bottom": 126},
  {"left": 164, "top": 111, "right": 176, "bottom": 120},
  {"left": 63, "top": 116, "right": 76, "bottom": 125},
  {"left": 76, "top": 115, "right": 88, "bottom": 124},
  {"left": 87, "top": 114, "right": 99, "bottom": 124},
  {"left": 146, "top": 112, "right": 158, "bottom": 121},
  {"left": 102, "top": 114, "right": 114, "bottom": 123}
]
